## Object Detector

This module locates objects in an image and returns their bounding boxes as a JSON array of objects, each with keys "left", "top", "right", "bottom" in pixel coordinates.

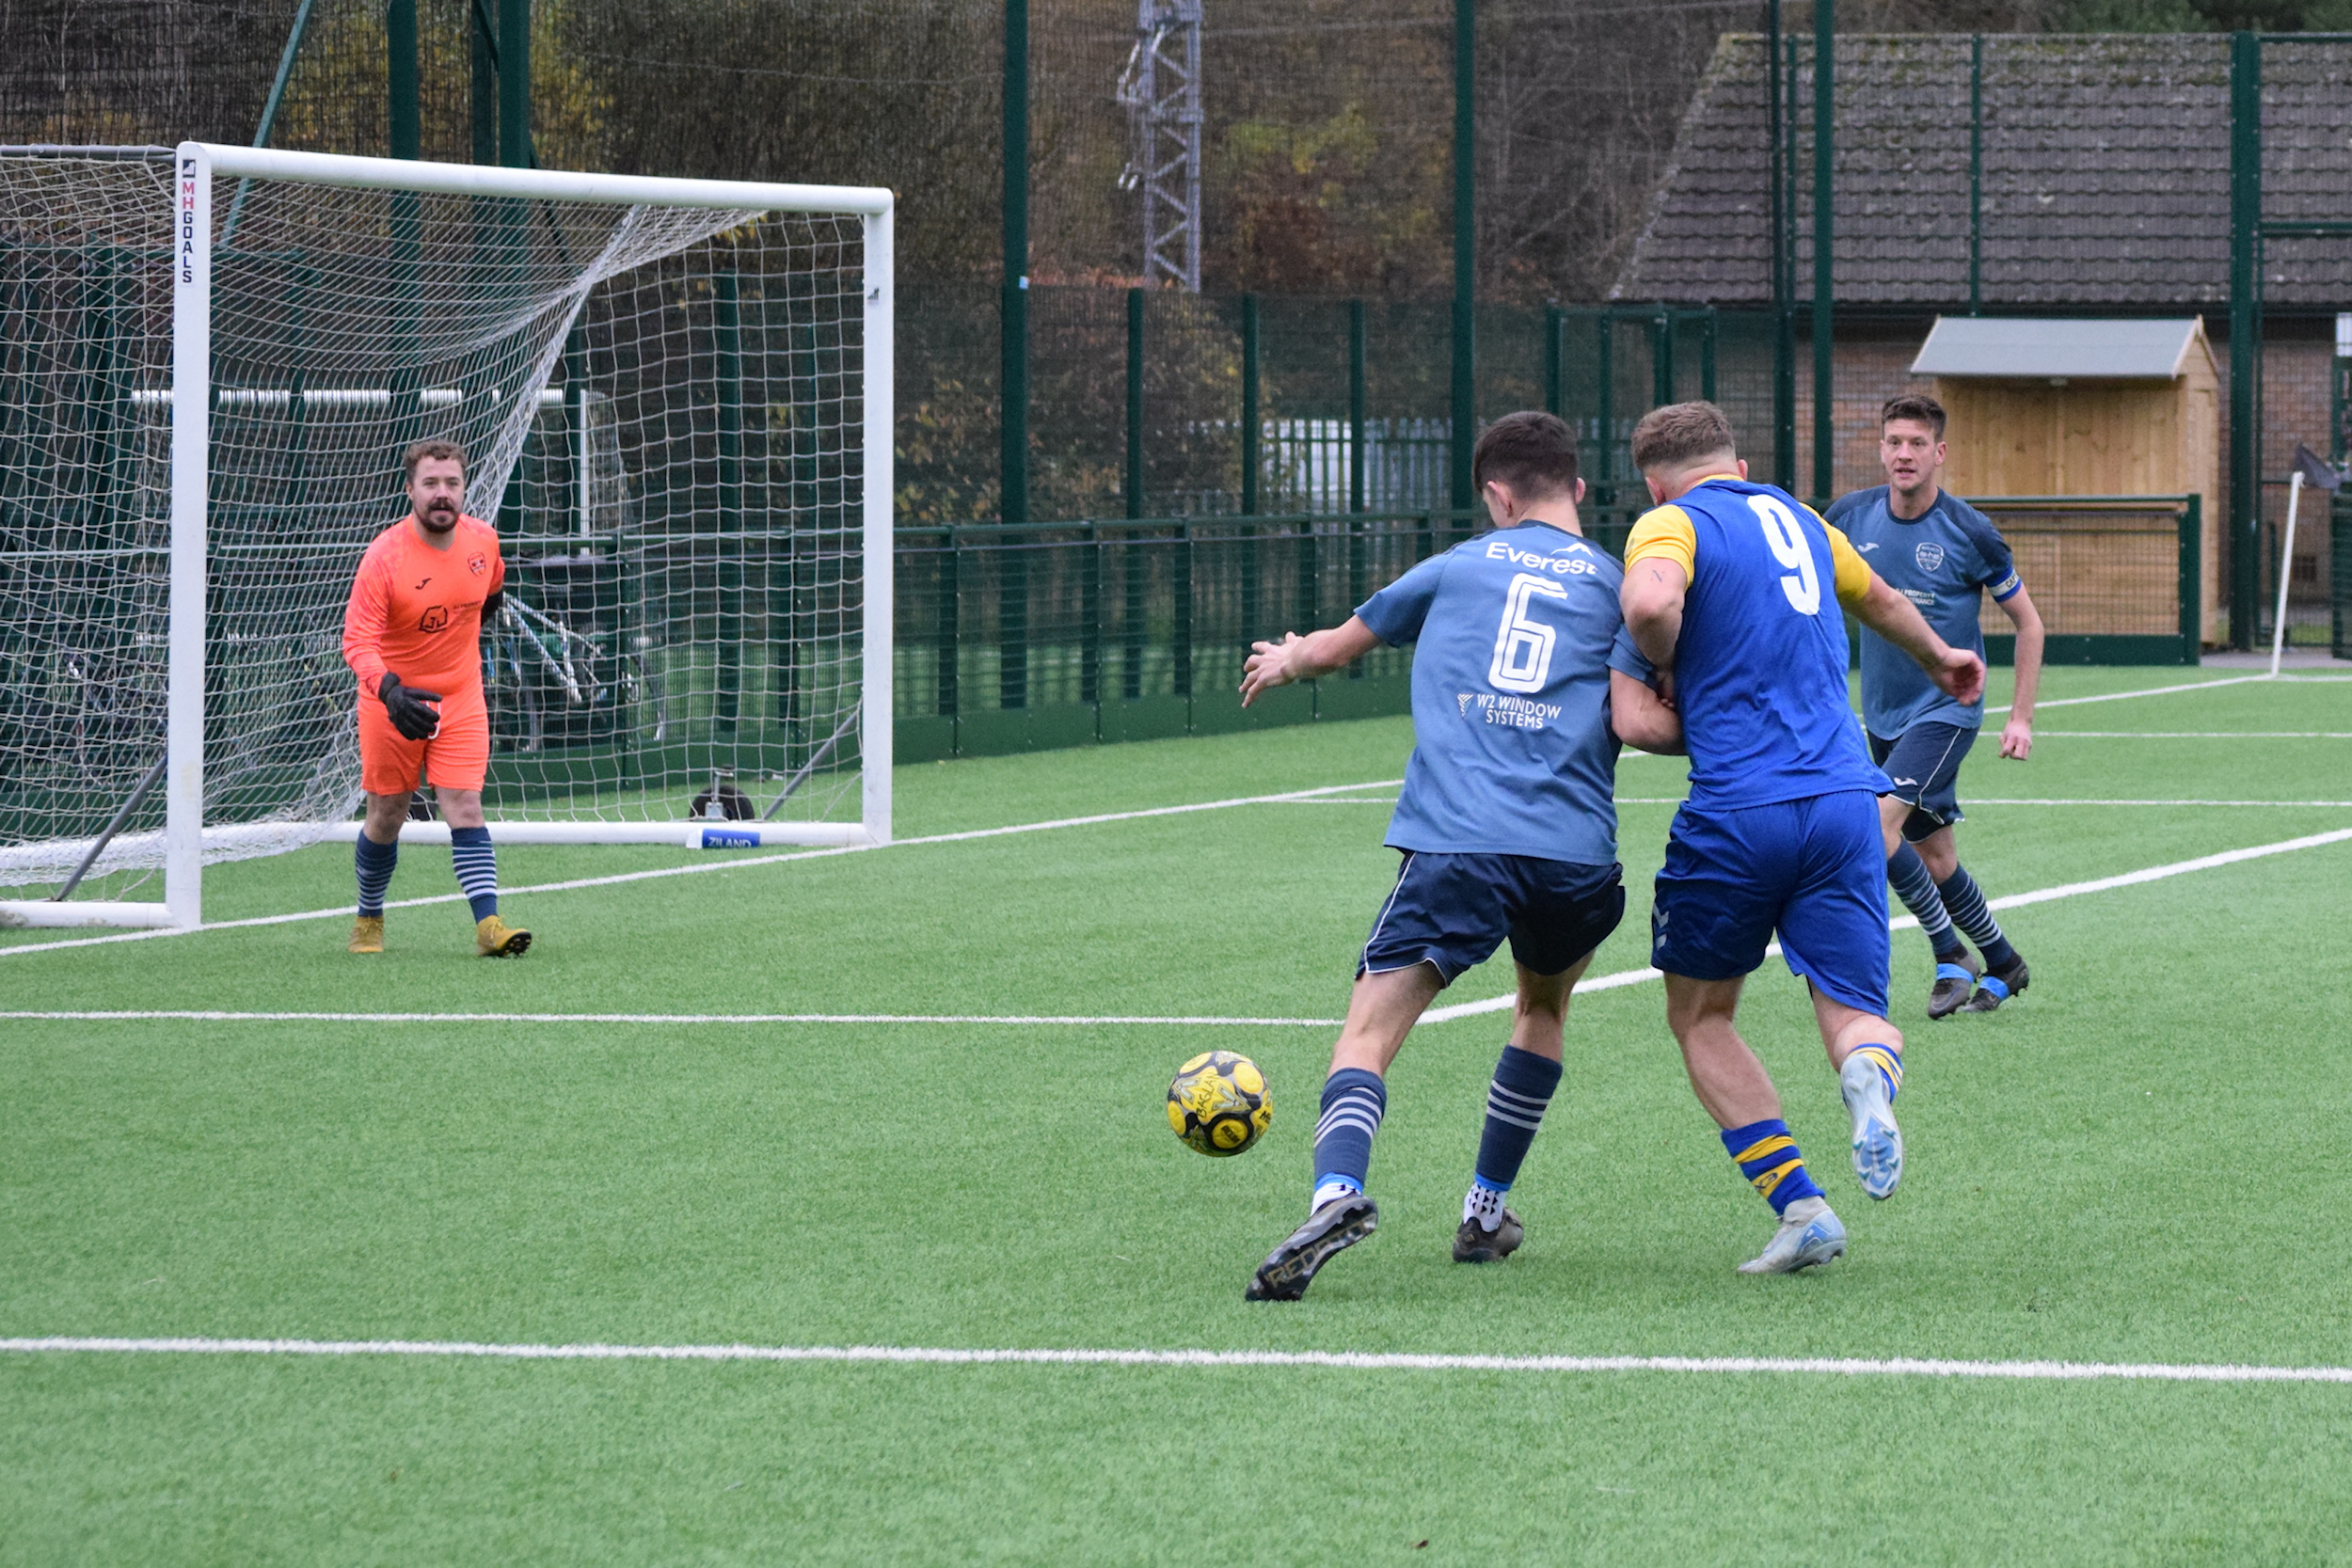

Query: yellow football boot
[
  {"left": 475, "top": 914, "right": 532, "bottom": 958},
  {"left": 348, "top": 916, "right": 385, "bottom": 954}
]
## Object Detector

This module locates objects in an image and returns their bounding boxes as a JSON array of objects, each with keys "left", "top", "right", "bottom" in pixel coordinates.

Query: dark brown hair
[
  {"left": 402, "top": 438, "right": 467, "bottom": 481},
  {"left": 1881, "top": 393, "right": 1947, "bottom": 439},
  {"left": 1629, "top": 401, "right": 1737, "bottom": 475},
  {"left": 1471, "top": 410, "right": 1581, "bottom": 499}
]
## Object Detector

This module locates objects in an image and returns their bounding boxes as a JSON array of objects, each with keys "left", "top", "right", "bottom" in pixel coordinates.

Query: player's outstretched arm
[
  {"left": 1240, "top": 617, "right": 1384, "bottom": 706},
  {"left": 1610, "top": 669, "right": 1685, "bottom": 754},
  {"left": 1851, "top": 573, "right": 1985, "bottom": 707},
  {"left": 1995, "top": 583, "right": 2045, "bottom": 759}
]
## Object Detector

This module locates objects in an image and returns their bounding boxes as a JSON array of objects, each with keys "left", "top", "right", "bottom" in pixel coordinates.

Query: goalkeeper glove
[{"left": 377, "top": 672, "right": 443, "bottom": 741}]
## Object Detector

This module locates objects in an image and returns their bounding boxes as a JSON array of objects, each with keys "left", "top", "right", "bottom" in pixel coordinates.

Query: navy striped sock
[
  {"left": 1936, "top": 864, "right": 2017, "bottom": 971},
  {"left": 450, "top": 826, "right": 498, "bottom": 922},
  {"left": 355, "top": 833, "right": 397, "bottom": 918},
  {"left": 1311, "top": 1068, "right": 1386, "bottom": 1208},
  {"left": 1470, "top": 1045, "right": 1562, "bottom": 1196},
  {"left": 1722, "top": 1117, "right": 1824, "bottom": 1215},
  {"left": 1888, "top": 843, "right": 1965, "bottom": 962}
]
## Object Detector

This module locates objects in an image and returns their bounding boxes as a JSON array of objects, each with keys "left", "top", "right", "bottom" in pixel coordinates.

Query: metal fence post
[
  {"left": 1596, "top": 310, "right": 1614, "bottom": 503},
  {"left": 499, "top": 0, "right": 532, "bottom": 167},
  {"left": 1699, "top": 308, "right": 1717, "bottom": 403},
  {"left": 1348, "top": 300, "right": 1368, "bottom": 514},
  {"left": 2229, "top": 28, "right": 2260, "bottom": 651},
  {"left": 1652, "top": 309, "right": 1675, "bottom": 406},
  {"left": 1811, "top": 0, "right": 1835, "bottom": 506},
  {"left": 939, "top": 528, "right": 961, "bottom": 722},
  {"left": 1240, "top": 293, "right": 1260, "bottom": 641},
  {"left": 470, "top": 0, "right": 497, "bottom": 165},
  {"left": 2180, "top": 493, "right": 2202, "bottom": 666},
  {"left": 1081, "top": 522, "right": 1102, "bottom": 707},
  {"left": 1240, "top": 292, "right": 1261, "bottom": 515},
  {"left": 1968, "top": 33, "right": 1983, "bottom": 316},
  {"left": 1122, "top": 523, "right": 1145, "bottom": 700},
  {"left": 1450, "top": 0, "right": 1475, "bottom": 511},
  {"left": 388, "top": 0, "right": 419, "bottom": 158},
  {"left": 1173, "top": 520, "right": 1193, "bottom": 705},
  {"left": 1126, "top": 286, "right": 1145, "bottom": 520},
  {"left": 1544, "top": 303, "right": 1564, "bottom": 417}
]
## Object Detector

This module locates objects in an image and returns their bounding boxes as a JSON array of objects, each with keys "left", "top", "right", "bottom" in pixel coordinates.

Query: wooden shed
[{"left": 1913, "top": 317, "right": 2221, "bottom": 645}]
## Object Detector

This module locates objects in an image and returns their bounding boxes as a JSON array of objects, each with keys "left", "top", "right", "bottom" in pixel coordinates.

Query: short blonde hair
[{"left": 1629, "top": 401, "right": 1737, "bottom": 476}]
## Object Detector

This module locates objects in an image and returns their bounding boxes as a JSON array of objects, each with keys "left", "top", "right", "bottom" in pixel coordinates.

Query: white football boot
[{"left": 1737, "top": 1196, "right": 1847, "bottom": 1275}]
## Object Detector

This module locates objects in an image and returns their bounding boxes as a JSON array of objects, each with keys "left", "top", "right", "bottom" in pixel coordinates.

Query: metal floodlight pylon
[{"left": 1117, "top": 0, "right": 1203, "bottom": 293}]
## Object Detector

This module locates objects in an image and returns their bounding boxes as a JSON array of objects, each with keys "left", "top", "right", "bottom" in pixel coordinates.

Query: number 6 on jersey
[
  {"left": 1749, "top": 494, "right": 1820, "bottom": 616},
  {"left": 1488, "top": 572, "right": 1569, "bottom": 693}
]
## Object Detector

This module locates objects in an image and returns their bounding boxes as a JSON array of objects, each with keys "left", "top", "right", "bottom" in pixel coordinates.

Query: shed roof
[
  {"left": 1911, "top": 317, "right": 2209, "bottom": 378},
  {"left": 1614, "top": 33, "right": 2352, "bottom": 309}
]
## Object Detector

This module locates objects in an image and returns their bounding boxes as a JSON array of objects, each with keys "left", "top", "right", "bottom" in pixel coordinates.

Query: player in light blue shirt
[
  {"left": 1232, "top": 411, "right": 1681, "bottom": 1302},
  {"left": 1827, "top": 393, "right": 2046, "bottom": 1020}
]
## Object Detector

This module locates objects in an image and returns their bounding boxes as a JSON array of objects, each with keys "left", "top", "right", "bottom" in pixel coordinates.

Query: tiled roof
[{"left": 1615, "top": 33, "right": 2352, "bottom": 309}]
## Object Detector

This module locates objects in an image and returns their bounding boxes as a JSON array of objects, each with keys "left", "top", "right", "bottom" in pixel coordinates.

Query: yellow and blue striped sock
[
  {"left": 1848, "top": 1044, "right": 1903, "bottom": 1102},
  {"left": 1721, "top": 1118, "right": 1824, "bottom": 1215}
]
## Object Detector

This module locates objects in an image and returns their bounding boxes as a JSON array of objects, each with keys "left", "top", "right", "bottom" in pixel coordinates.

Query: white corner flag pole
[{"left": 2270, "top": 469, "right": 2302, "bottom": 680}]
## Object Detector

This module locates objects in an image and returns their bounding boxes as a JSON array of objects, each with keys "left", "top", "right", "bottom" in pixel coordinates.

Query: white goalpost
[{"left": 0, "top": 144, "right": 894, "bottom": 930}]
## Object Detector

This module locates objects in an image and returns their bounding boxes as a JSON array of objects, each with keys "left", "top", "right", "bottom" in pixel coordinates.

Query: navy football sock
[
  {"left": 1888, "top": 842, "right": 1966, "bottom": 963},
  {"left": 450, "top": 825, "right": 498, "bottom": 922},
  {"left": 1936, "top": 864, "right": 2017, "bottom": 971},
  {"left": 355, "top": 833, "right": 398, "bottom": 918},
  {"left": 1721, "top": 1118, "right": 1825, "bottom": 1216},
  {"left": 1311, "top": 1068, "right": 1387, "bottom": 1208},
  {"left": 1467, "top": 1046, "right": 1563, "bottom": 1227}
]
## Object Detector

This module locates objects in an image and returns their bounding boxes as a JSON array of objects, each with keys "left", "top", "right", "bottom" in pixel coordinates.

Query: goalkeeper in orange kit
[{"left": 340, "top": 439, "right": 531, "bottom": 957}]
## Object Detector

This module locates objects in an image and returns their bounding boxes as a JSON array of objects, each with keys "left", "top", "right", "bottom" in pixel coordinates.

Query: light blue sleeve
[
  {"left": 1607, "top": 622, "right": 1655, "bottom": 684},
  {"left": 1356, "top": 553, "right": 1447, "bottom": 647}
]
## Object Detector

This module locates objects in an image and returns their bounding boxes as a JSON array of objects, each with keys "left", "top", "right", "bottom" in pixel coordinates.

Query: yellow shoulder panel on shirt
[
  {"left": 1818, "top": 517, "right": 1873, "bottom": 610},
  {"left": 1624, "top": 505, "right": 1697, "bottom": 578}
]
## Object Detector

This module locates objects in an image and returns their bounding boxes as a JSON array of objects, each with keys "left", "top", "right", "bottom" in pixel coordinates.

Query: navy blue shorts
[
  {"left": 1869, "top": 721, "right": 1977, "bottom": 843},
  {"left": 1360, "top": 852, "right": 1625, "bottom": 985},
  {"left": 1649, "top": 791, "right": 1890, "bottom": 1017}
]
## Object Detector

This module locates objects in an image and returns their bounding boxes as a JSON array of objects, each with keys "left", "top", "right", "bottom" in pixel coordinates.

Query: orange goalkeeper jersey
[{"left": 342, "top": 514, "right": 506, "bottom": 694}]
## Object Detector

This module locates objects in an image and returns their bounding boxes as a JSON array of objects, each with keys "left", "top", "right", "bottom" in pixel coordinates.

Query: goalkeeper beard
[{"left": 419, "top": 491, "right": 460, "bottom": 534}]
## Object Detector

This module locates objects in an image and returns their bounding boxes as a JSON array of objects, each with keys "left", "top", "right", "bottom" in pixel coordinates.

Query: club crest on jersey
[
  {"left": 1915, "top": 541, "right": 1947, "bottom": 572},
  {"left": 468, "top": 553, "right": 488, "bottom": 576},
  {"left": 418, "top": 605, "right": 449, "bottom": 633}
]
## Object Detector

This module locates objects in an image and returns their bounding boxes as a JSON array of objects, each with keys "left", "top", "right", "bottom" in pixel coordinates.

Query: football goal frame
[{"left": 0, "top": 143, "right": 894, "bottom": 931}]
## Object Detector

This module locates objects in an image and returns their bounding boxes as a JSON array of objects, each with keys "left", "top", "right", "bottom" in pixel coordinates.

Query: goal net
[{"left": 0, "top": 144, "right": 893, "bottom": 929}]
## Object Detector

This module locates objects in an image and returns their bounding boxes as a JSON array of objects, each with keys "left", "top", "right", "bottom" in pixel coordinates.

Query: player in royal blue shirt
[
  {"left": 1620, "top": 402, "right": 1983, "bottom": 1275},
  {"left": 1826, "top": 394, "right": 2045, "bottom": 1019},
  {"left": 1234, "top": 412, "right": 1681, "bottom": 1302}
]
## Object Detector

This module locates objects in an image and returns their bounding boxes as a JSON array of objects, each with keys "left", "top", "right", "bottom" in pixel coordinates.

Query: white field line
[
  {"left": 13, "top": 826, "right": 2350, "bottom": 1033},
  {"left": 1422, "top": 824, "right": 2352, "bottom": 1024},
  {"left": 2035, "top": 731, "right": 2352, "bottom": 738},
  {"left": 0, "top": 779, "right": 1405, "bottom": 960},
  {"left": 1966, "top": 799, "right": 2352, "bottom": 808},
  {"left": 1986, "top": 672, "right": 2349, "bottom": 715},
  {"left": 0, "top": 1008, "right": 1346, "bottom": 1028},
  {"left": 4, "top": 1335, "right": 2349, "bottom": 1386}
]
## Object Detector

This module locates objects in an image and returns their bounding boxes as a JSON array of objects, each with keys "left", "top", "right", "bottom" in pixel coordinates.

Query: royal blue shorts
[
  {"left": 1360, "top": 852, "right": 1625, "bottom": 985},
  {"left": 1869, "top": 721, "right": 1977, "bottom": 843},
  {"left": 1649, "top": 790, "right": 1890, "bottom": 1016}
]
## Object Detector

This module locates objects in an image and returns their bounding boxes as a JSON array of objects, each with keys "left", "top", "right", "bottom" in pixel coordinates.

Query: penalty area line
[{"left": 3, "top": 1336, "right": 2349, "bottom": 1386}]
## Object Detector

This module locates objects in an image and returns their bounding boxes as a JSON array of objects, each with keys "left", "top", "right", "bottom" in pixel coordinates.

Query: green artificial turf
[{"left": 3, "top": 668, "right": 2351, "bottom": 1563}]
